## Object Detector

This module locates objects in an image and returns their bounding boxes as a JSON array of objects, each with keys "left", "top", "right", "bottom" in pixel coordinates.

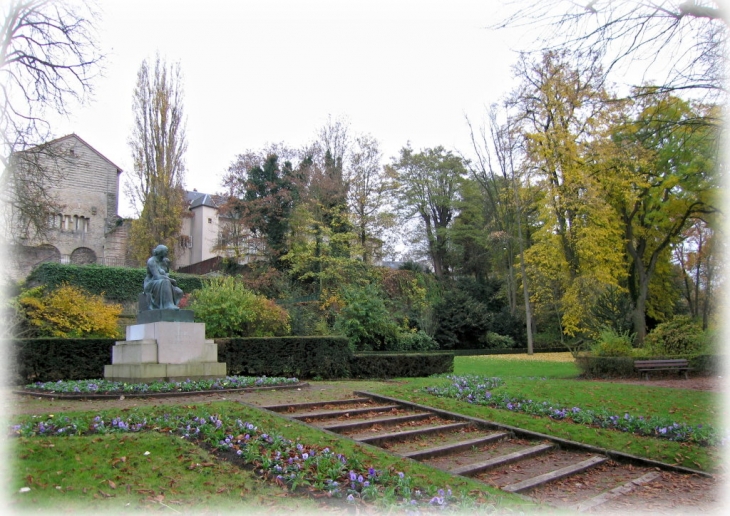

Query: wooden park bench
[{"left": 634, "top": 359, "right": 690, "bottom": 380}]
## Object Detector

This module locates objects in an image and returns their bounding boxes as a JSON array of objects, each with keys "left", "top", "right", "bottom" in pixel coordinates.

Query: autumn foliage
[{"left": 18, "top": 284, "right": 122, "bottom": 338}]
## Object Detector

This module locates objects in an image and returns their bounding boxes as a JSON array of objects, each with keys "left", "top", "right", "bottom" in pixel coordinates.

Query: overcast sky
[
  {"left": 47, "top": 0, "right": 650, "bottom": 218},
  {"left": 39, "top": 0, "right": 521, "bottom": 217}
]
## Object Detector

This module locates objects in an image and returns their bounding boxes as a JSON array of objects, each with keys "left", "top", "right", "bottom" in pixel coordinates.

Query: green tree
[
  {"left": 126, "top": 55, "right": 187, "bottom": 265},
  {"left": 243, "top": 154, "right": 302, "bottom": 265},
  {"left": 392, "top": 145, "right": 467, "bottom": 278},
  {"left": 601, "top": 93, "right": 720, "bottom": 342}
]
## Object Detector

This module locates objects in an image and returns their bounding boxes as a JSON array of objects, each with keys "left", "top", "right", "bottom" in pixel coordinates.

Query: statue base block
[
  {"left": 137, "top": 309, "right": 194, "bottom": 324},
  {"left": 103, "top": 362, "right": 227, "bottom": 383},
  {"left": 104, "top": 320, "right": 226, "bottom": 383}
]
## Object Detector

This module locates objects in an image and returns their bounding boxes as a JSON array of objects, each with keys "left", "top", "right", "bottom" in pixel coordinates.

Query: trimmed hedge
[
  {"left": 8, "top": 338, "right": 115, "bottom": 384},
  {"left": 217, "top": 337, "right": 352, "bottom": 380},
  {"left": 350, "top": 352, "right": 454, "bottom": 379},
  {"left": 9, "top": 337, "right": 456, "bottom": 384},
  {"left": 574, "top": 353, "right": 723, "bottom": 379},
  {"left": 25, "top": 262, "right": 203, "bottom": 302}
]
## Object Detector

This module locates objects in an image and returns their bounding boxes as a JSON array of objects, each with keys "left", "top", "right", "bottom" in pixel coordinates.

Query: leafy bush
[
  {"left": 643, "top": 316, "right": 707, "bottom": 355},
  {"left": 333, "top": 284, "right": 399, "bottom": 351},
  {"left": 591, "top": 329, "right": 634, "bottom": 357},
  {"left": 574, "top": 354, "right": 636, "bottom": 378},
  {"left": 432, "top": 279, "right": 525, "bottom": 349},
  {"left": 17, "top": 284, "right": 122, "bottom": 338},
  {"left": 433, "top": 289, "right": 491, "bottom": 349},
  {"left": 188, "top": 277, "right": 290, "bottom": 338},
  {"left": 393, "top": 329, "right": 439, "bottom": 352},
  {"left": 479, "top": 331, "right": 515, "bottom": 350}
]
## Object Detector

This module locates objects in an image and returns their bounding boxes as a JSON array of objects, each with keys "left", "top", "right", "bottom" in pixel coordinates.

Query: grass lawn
[
  {"left": 367, "top": 353, "right": 724, "bottom": 472},
  {"left": 8, "top": 401, "right": 533, "bottom": 514},
  {"left": 7, "top": 352, "right": 725, "bottom": 513}
]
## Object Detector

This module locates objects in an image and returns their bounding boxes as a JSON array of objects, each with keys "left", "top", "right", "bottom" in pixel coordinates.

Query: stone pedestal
[{"left": 104, "top": 310, "right": 226, "bottom": 383}]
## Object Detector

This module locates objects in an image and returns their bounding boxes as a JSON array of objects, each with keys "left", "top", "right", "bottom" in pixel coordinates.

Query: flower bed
[
  {"left": 424, "top": 374, "right": 723, "bottom": 446},
  {"left": 21, "top": 376, "right": 301, "bottom": 396},
  {"left": 9, "top": 408, "right": 462, "bottom": 512}
]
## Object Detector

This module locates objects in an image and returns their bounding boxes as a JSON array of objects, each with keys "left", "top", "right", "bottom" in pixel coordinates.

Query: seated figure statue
[{"left": 144, "top": 245, "right": 183, "bottom": 310}]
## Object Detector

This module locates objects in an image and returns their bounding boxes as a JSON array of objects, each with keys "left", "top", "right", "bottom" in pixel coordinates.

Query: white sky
[
  {"left": 44, "top": 0, "right": 531, "bottom": 217},
  {"left": 45, "top": 0, "right": 659, "bottom": 218}
]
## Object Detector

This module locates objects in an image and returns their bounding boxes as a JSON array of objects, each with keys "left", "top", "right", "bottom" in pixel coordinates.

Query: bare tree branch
[{"left": 1, "top": 0, "right": 103, "bottom": 247}]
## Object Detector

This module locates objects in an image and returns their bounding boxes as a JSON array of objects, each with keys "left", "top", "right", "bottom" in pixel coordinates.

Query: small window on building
[{"left": 208, "top": 217, "right": 213, "bottom": 224}]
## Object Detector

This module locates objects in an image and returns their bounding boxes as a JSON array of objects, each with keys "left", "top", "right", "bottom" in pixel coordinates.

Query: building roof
[
  {"left": 19, "top": 133, "right": 124, "bottom": 174},
  {"left": 186, "top": 190, "right": 223, "bottom": 209}
]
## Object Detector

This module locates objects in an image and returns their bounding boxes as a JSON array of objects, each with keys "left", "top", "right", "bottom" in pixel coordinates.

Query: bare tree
[
  {"left": 347, "top": 134, "right": 396, "bottom": 263},
  {"left": 0, "top": 0, "right": 103, "bottom": 244},
  {"left": 497, "top": 0, "right": 727, "bottom": 96},
  {"left": 126, "top": 55, "right": 187, "bottom": 264}
]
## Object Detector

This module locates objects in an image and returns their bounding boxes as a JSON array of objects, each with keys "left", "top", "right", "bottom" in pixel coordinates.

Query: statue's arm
[{"left": 147, "top": 258, "right": 165, "bottom": 280}]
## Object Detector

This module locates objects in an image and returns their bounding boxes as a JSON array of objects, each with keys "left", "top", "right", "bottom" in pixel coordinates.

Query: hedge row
[
  {"left": 217, "top": 337, "right": 353, "bottom": 379},
  {"left": 350, "top": 353, "right": 454, "bottom": 378},
  {"left": 8, "top": 338, "right": 116, "bottom": 384},
  {"left": 6, "top": 337, "right": 454, "bottom": 384},
  {"left": 574, "top": 354, "right": 722, "bottom": 378},
  {"left": 25, "top": 263, "right": 203, "bottom": 302}
]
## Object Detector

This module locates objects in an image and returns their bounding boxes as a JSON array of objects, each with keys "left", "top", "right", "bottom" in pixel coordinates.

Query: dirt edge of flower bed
[{"left": 12, "top": 382, "right": 310, "bottom": 400}]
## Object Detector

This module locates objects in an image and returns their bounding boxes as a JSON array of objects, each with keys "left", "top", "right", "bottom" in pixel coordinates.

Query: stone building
[{"left": 1, "top": 134, "right": 128, "bottom": 279}]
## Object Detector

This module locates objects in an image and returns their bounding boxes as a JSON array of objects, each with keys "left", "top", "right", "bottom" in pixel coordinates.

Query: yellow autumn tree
[{"left": 511, "top": 50, "right": 626, "bottom": 336}]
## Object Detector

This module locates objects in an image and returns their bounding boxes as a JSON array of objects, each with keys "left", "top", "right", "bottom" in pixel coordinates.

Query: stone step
[
  {"left": 568, "top": 471, "right": 661, "bottom": 512},
  {"left": 291, "top": 405, "right": 402, "bottom": 421},
  {"left": 318, "top": 412, "right": 433, "bottom": 432},
  {"left": 401, "top": 432, "right": 511, "bottom": 461},
  {"left": 260, "top": 397, "right": 372, "bottom": 412},
  {"left": 357, "top": 422, "right": 471, "bottom": 446},
  {"left": 501, "top": 455, "right": 608, "bottom": 493},
  {"left": 450, "top": 442, "right": 556, "bottom": 477}
]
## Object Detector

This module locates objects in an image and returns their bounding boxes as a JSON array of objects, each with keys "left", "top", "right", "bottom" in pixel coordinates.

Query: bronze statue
[{"left": 144, "top": 245, "right": 183, "bottom": 310}]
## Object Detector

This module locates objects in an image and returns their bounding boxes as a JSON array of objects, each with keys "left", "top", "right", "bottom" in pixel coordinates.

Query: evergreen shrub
[
  {"left": 218, "top": 336, "right": 352, "bottom": 379},
  {"left": 644, "top": 316, "right": 707, "bottom": 355},
  {"left": 349, "top": 352, "right": 454, "bottom": 379},
  {"left": 26, "top": 262, "right": 202, "bottom": 302},
  {"left": 9, "top": 338, "right": 116, "bottom": 383}
]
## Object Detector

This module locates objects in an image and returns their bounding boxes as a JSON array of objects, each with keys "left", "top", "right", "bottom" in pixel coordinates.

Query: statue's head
[{"left": 153, "top": 245, "right": 168, "bottom": 257}]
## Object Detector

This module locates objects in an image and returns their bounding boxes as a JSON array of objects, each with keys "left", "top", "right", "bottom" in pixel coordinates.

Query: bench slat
[{"left": 633, "top": 359, "right": 690, "bottom": 380}]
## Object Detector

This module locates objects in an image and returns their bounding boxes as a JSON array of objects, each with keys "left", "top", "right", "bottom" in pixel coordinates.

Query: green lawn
[
  {"left": 7, "top": 353, "right": 724, "bottom": 513},
  {"left": 8, "top": 401, "right": 533, "bottom": 514},
  {"left": 367, "top": 354, "right": 724, "bottom": 472}
]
